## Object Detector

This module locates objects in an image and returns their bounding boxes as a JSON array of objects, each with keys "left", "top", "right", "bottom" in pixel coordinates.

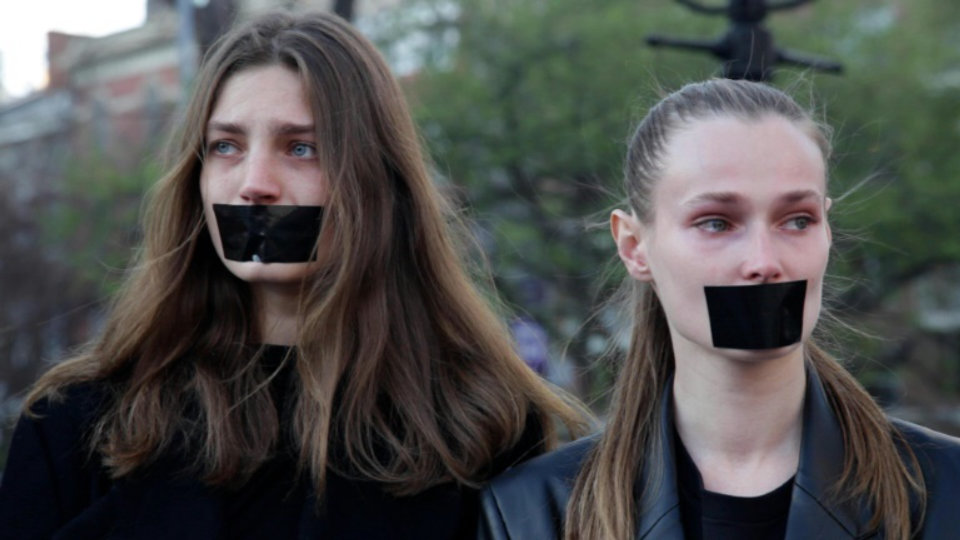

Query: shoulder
[
  {"left": 891, "top": 417, "right": 960, "bottom": 471},
  {"left": 478, "top": 434, "right": 598, "bottom": 540},
  {"left": 890, "top": 418, "right": 960, "bottom": 537},
  {"left": 0, "top": 381, "right": 113, "bottom": 537},
  {"left": 5, "top": 380, "right": 111, "bottom": 471},
  {"left": 491, "top": 433, "right": 597, "bottom": 492},
  {"left": 16, "top": 381, "right": 110, "bottom": 450},
  {"left": 27, "top": 380, "right": 108, "bottom": 423}
]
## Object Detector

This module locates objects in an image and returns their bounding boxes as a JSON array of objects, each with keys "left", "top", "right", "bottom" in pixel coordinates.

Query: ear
[
  {"left": 824, "top": 197, "right": 833, "bottom": 245},
  {"left": 611, "top": 209, "right": 653, "bottom": 282}
]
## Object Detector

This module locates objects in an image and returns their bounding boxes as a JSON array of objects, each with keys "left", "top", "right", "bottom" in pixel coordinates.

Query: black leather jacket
[{"left": 478, "top": 368, "right": 960, "bottom": 539}]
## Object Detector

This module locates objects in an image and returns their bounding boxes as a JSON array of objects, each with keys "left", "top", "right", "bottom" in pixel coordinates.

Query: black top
[
  {"left": 0, "top": 346, "right": 544, "bottom": 540},
  {"left": 478, "top": 367, "right": 960, "bottom": 539},
  {"left": 676, "top": 430, "right": 793, "bottom": 540},
  {"left": 221, "top": 345, "right": 303, "bottom": 540}
]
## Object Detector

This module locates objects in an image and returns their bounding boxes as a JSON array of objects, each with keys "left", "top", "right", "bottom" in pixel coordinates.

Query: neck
[
  {"left": 672, "top": 343, "right": 806, "bottom": 496},
  {"left": 253, "top": 283, "right": 301, "bottom": 346}
]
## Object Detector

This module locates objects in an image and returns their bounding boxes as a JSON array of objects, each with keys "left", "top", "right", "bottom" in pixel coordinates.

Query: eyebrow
[
  {"left": 206, "top": 121, "right": 316, "bottom": 136},
  {"left": 682, "top": 191, "right": 740, "bottom": 207},
  {"left": 682, "top": 189, "right": 824, "bottom": 207},
  {"left": 778, "top": 189, "right": 824, "bottom": 204}
]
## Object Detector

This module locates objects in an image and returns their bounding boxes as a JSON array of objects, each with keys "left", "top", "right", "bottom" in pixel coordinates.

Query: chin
[
  {"left": 222, "top": 260, "right": 317, "bottom": 285},
  {"left": 718, "top": 341, "right": 806, "bottom": 365}
]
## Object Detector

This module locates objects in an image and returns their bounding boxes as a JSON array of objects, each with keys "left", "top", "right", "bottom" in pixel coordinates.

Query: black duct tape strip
[
  {"left": 704, "top": 280, "right": 806, "bottom": 350},
  {"left": 213, "top": 204, "right": 324, "bottom": 263}
]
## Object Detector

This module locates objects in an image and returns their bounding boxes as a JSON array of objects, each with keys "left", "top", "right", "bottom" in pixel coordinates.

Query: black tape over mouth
[
  {"left": 704, "top": 280, "right": 806, "bottom": 350},
  {"left": 213, "top": 204, "right": 324, "bottom": 263}
]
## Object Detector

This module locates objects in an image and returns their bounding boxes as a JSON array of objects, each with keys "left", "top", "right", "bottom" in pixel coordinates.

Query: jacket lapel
[
  {"left": 784, "top": 368, "right": 875, "bottom": 540},
  {"left": 636, "top": 369, "right": 875, "bottom": 540},
  {"left": 635, "top": 385, "right": 684, "bottom": 540}
]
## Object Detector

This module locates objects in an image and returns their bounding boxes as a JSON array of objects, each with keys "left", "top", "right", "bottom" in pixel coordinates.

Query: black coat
[
  {"left": 0, "top": 381, "right": 540, "bottom": 540},
  {"left": 478, "top": 368, "right": 960, "bottom": 539}
]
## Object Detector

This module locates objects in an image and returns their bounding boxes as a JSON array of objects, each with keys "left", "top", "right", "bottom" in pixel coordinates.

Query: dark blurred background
[{"left": 1, "top": 0, "right": 959, "bottom": 469}]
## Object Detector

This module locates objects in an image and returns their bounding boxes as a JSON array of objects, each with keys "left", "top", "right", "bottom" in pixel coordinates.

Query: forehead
[
  {"left": 207, "top": 64, "right": 312, "bottom": 126},
  {"left": 655, "top": 115, "right": 827, "bottom": 206}
]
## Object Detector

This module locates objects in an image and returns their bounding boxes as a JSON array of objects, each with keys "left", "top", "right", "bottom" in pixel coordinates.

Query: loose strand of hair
[{"left": 809, "top": 345, "right": 925, "bottom": 539}]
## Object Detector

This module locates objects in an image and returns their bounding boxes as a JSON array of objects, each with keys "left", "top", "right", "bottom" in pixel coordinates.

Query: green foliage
[
  {"left": 789, "top": 1, "right": 960, "bottom": 309},
  {"left": 388, "top": 0, "right": 960, "bottom": 404},
  {"left": 400, "top": 0, "right": 702, "bottom": 399},
  {"left": 41, "top": 155, "right": 156, "bottom": 297}
]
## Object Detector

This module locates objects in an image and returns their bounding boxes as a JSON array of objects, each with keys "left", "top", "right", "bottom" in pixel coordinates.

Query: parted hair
[
  {"left": 565, "top": 79, "right": 924, "bottom": 539},
  {"left": 26, "top": 10, "right": 587, "bottom": 496}
]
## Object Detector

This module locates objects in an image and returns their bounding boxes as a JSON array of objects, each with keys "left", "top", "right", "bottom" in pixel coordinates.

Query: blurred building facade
[
  {"left": 1, "top": 0, "right": 404, "bottom": 171},
  {"left": 0, "top": 0, "right": 402, "bottom": 455}
]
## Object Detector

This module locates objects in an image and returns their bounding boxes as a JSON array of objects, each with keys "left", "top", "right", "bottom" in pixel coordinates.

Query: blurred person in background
[
  {"left": 0, "top": 10, "right": 587, "bottom": 539},
  {"left": 477, "top": 79, "right": 960, "bottom": 540}
]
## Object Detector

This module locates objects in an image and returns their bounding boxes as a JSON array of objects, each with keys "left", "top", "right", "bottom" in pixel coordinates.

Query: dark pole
[
  {"left": 194, "top": 0, "right": 238, "bottom": 56},
  {"left": 176, "top": 0, "right": 198, "bottom": 96},
  {"left": 333, "top": 0, "right": 356, "bottom": 22},
  {"left": 646, "top": 0, "right": 842, "bottom": 81}
]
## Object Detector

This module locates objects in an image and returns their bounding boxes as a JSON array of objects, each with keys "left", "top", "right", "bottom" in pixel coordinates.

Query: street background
[{"left": 1, "top": 0, "right": 959, "bottom": 468}]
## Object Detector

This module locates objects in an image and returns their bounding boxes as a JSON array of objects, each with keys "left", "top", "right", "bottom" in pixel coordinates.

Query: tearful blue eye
[
  {"left": 291, "top": 143, "right": 316, "bottom": 158},
  {"left": 210, "top": 141, "right": 237, "bottom": 155},
  {"left": 786, "top": 216, "right": 812, "bottom": 230},
  {"left": 698, "top": 219, "right": 730, "bottom": 233}
]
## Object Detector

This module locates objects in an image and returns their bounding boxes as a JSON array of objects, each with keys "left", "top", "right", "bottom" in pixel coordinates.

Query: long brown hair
[
  {"left": 565, "top": 79, "right": 923, "bottom": 539},
  {"left": 26, "top": 10, "right": 587, "bottom": 496}
]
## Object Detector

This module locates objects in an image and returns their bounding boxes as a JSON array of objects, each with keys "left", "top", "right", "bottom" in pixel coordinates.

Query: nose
[
  {"left": 740, "top": 228, "right": 784, "bottom": 283},
  {"left": 238, "top": 150, "right": 281, "bottom": 204}
]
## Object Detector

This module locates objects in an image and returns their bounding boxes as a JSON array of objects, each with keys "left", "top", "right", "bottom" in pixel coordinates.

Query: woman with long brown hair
[
  {"left": 478, "top": 79, "right": 960, "bottom": 539},
  {"left": 0, "top": 10, "right": 586, "bottom": 539}
]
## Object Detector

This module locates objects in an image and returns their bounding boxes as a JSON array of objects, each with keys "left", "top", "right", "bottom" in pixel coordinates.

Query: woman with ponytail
[
  {"left": 478, "top": 79, "right": 960, "bottom": 539},
  {"left": 0, "top": 10, "right": 587, "bottom": 539}
]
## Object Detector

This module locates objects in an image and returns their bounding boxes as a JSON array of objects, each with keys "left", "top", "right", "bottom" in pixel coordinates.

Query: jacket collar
[
  {"left": 634, "top": 366, "right": 872, "bottom": 540},
  {"left": 632, "top": 377, "right": 683, "bottom": 540},
  {"left": 785, "top": 366, "right": 874, "bottom": 539}
]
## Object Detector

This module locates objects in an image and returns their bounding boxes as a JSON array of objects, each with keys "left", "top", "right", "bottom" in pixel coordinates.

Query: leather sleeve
[
  {"left": 0, "top": 407, "right": 67, "bottom": 539},
  {"left": 0, "top": 384, "right": 110, "bottom": 539},
  {"left": 892, "top": 419, "right": 960, "bottom": 539},
  {"left": 474, "top": 436, "right": 597, "bottom": 540},
  {"left": 476, "top": 486, "right": 511, "bottom": 540}
]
